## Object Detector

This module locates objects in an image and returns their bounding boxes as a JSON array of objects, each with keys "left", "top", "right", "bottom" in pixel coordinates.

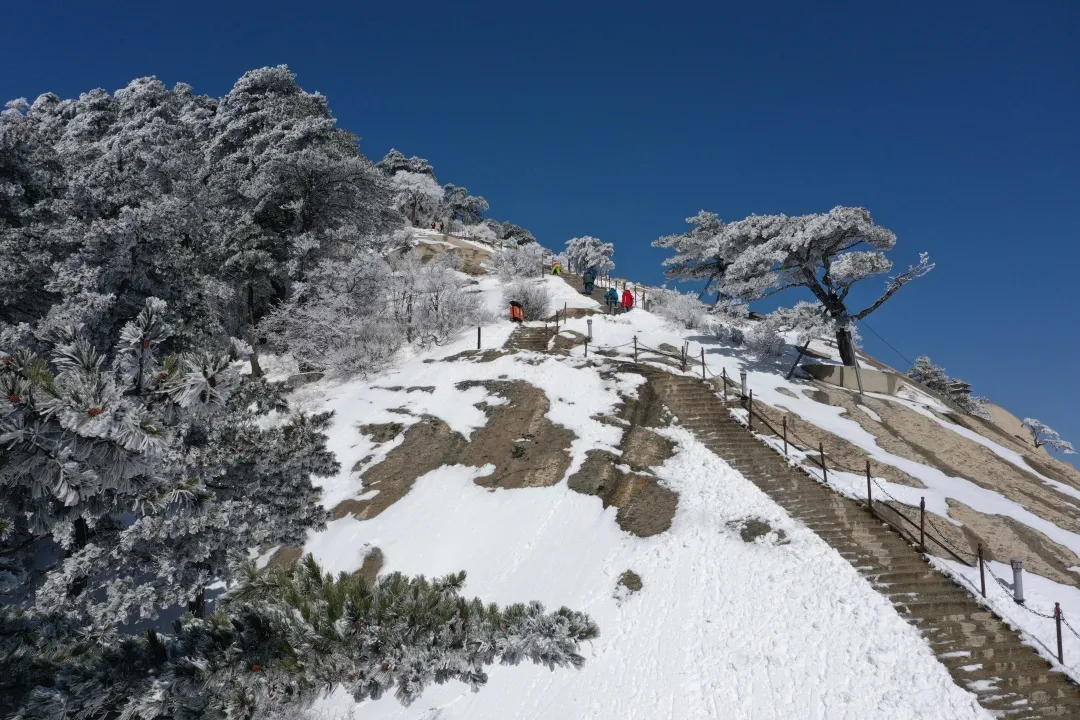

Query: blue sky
[{"left": 3, "top": 1, "right": 1077, "bottom": 463}]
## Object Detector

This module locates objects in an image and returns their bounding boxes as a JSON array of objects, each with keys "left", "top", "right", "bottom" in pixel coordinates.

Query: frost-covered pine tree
[
  {"left": 2, "top": 556, "right": 599, "bottom": 719},
  {"left": 906, "top": 354, "right": 990, "bottom": 419},
  {"left": 376, "top": 148, "right": 435, "bottom": 177},
  {"left": 907, "top": 355, "right": 950, "bottom": 393},
  {"left": 1023, "top": 418, "right": 1075, "bottom": 454},
  {"left": 565, "top": 236, "right": 614, "bottom": 273},
  {"left": 2, "top": 297, "right": 337, "bottom": 627},
  {"left": 653, "top": 210, "right": 761, "bottom": 303},
  {"left": 499, "top": 222, "right": 536, "bottom": 245},
  {"left": 443, "top": 184, "right": 489, "bottom": 226},
  {"left": 722, "top": 207, "right": 933, "bottom": 366}
]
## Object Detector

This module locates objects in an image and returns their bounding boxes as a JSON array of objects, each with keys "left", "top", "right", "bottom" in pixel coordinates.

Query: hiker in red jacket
[{"left": 621, "top": 288, "right": 634, "bottom": 313}]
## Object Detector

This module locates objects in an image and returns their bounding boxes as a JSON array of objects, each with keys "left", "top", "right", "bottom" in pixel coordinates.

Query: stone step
[{"left": 634, "top": 364, "right": 1080, "bottom": 716}]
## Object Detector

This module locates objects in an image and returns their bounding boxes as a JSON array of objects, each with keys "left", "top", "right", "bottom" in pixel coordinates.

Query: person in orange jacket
[
  {"left": 621, "top": 288, "right": 634, "bottom": 313},
  {"left": 510, "top": 301, "right": 524, "bottom": 323}
]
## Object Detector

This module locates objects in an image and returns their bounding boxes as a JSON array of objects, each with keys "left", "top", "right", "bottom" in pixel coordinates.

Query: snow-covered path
[{"left": 308, "top": 428, "right": 988, "bottom": 719}]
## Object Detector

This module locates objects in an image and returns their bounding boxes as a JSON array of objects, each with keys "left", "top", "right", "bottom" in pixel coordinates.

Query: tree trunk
[
  {"left": 188, "top": 587, "right": 206, "bottom": 619},
  {"left": 836, "top": 327, "right": 857, "bottom": 367}
]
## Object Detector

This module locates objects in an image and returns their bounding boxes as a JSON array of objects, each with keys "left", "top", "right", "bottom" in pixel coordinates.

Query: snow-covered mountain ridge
[{"left": 253, "top": 233, "right": 1080, "bottom": 718}]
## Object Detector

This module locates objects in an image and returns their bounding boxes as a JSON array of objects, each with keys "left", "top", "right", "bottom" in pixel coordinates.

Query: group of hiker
[
  {"left": 509, "top": 262, "right": 633, "bottom": 323},
  {"left": 605, "top": 286, "right": 635, "bottom": 314}
]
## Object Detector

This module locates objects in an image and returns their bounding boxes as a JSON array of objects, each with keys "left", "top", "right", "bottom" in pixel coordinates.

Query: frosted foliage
[
  {"left": 0, "top": 66, "right": 395, "bottom": 353},
  {"left": 389, "top": 171, "right": 444, "bottom": 226},
  {"left": 263, "top": 251, "right": 486, "bottom": 374},
  {"left": 1023, "top": 418, "right": 1076, "bottom": 454},
  {"left": 766, "top": 301, "right": 837, "bottom": 346},
  {"left": 502, "top": 280, "right": 551, "bottom": 321},
  {"left": 745, "top": 325, "right": 786, "bottom": 357},
  {"left": 907, "top": 355, "right": 991, "bottom": 419},
  {"left": 648, "top": 289, "right": 710, "bottom": 331},
  {"left": 653, "top": 210, "right": 757, "bottom": 301},
  {"left": 499, "top": 222, "right": 536, "bottom": 245},
  {"left": 564, "top": 236, "right": 614, "bottom": 273},
  {"left": 376, "top": 148, "right": 434, "bottom": 177},
  {"left": 443, "top": 184, "right": 489, "bottom": 225},
  {"left": 1, "top": 297, "right": 335, "bottom": 629},
  {"left": 1, "top": 557, "right": 597, "bottom": 719},
  {"left": 493, "top": 242, "right": 545, "bottom": 279},
  {"left": 723, "top": 207, "right": 932, "bottom": 319},
  {"left": 383, "top": 252, "right": 488, "bottom": 347}
]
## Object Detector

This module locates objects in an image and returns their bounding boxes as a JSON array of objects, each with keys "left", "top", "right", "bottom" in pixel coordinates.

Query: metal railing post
[
  {"left": 919, "top": 497, "right": 926, "bottom": 551},
  {"left": 978, "top": 544, "right": 986, "bottom": 597}
]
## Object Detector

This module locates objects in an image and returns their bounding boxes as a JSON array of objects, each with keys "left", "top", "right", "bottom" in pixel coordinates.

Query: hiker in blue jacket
[
  {"left": 582, "top": 267, "right": 597, "bottom": 295},
  {"left": 604, "top": 287, "right": 619, "bottom": 314}
]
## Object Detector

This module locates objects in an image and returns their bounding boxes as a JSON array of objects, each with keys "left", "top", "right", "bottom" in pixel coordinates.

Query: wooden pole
[
  {"left": 722, "top": 368, "right": 727, "bottom": 403},
  {"left": 748, "top": 390, "right": 754, "bottom": 431},
  {"left": 820, "top": 443, "right": 827, "bottom": 484},
  {"left": 633, "top": 335, "right": 638, "bottom": 362},
  {"left": 1056, "top": 603, "right": 1064, "bottom": 663},
  {"left": 701, "top": 347, "right": 706, "bottom": 380},
  {"left": 584, "top": 340, "right": 588, "bottom": 358},
  {"left": 477, "top": 326, "right": 481, "bottom": 350},
  {"left": 787, "top": 340, "right": 811, "bottom": 380},
  {"left": 978, "top": 544, "right": 986, "bottom": 597},
  {"left": 782, "top": 417, "right": 788, "bottom": 456},
  {"left": 681, "top": 345, "right": 687, "bottom": 372}
]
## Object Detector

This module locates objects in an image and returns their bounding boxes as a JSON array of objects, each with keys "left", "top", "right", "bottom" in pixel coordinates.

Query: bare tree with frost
[
  {"left": 388, "top": 171, "right": 445, "bottom": 227},
  {"left": 493, "top": 242, "right": 546, "bottom": 279},
  {"left": 1023, "top": 418, "right": 1076, "bottom": 454},
  {"left": 722, "top": 207, "right": 933, "bottom": 366}
]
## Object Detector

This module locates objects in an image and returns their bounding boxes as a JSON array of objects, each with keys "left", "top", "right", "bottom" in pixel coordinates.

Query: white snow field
[{"left": 276, "top": 261, "right": 992, "bottom": 718}]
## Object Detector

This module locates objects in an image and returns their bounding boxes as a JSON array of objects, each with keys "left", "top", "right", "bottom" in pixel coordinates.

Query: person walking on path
[
  {"left": 621, "top": 288, "right": 634, "bottom": 313},
  {"left": 582, "top": 267, "right": 597, "bottom": 295},
  {"left": 604, "top": 287, "right": 619, "bottom": 314},
  {"left": 551, "top": 260, "right": 562, "bottom": 276},
  {"left": 509, "top": 301, "right": 524, "bottom": 323}
]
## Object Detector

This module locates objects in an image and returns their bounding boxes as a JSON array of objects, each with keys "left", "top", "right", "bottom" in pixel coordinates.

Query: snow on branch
[{"left": 1023, "top": 418, "right": 1076, "bottom": 454}]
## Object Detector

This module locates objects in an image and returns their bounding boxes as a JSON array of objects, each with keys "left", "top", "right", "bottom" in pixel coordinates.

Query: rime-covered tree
[
  {"left": 1023, "top": 418, "right": 1075, "bottom": 455},
  {"left": 723, "top": 207, "right": 933, "bottom": 366},
  {"left": 388, "top": 171, "right": 444, "bottom": 227},
  {"left": 907, "top": 355, "right": 950, "bottom": 393},
  {"left": 906, "top": 355, "right": 990, "bottom": 419},
  {"left": 376, "top": 148, "right": 435, "bottom": 177},
  {"left": 0, "top": 67, "right": 396, "bottom": 365},
  {"left": 262, "top": 251, "right": 486, "bottom": 374},
  {"left": 205, "top": 66, "right": 394, "bottom": 369},
  {"left": 565, "top": 236, "right": 614, "bottom": 273},
  {"left": 2, "top": 556, "right": 598, "bottom": 719},
  {"left": 500, "top": 222, "right": 536, "bottom": 245},
  {"left": 1, "top": 298, "right": 335, "bottom": 625},
  {"left": 492, "top": 242, "right": 546, "bottom": 279},
  {"left": 653, "top": 210, "right": 760, "bottom": 303},
  {"left": 443, "top": 184, "right": 489, "bottom": 225}
]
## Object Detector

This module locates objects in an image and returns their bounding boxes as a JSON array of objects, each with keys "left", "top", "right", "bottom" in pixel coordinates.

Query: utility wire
[{"left": 857, "top": 318, "right": 914, "bottom": 368}]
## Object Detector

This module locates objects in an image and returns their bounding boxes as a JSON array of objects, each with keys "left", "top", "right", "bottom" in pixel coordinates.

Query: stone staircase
[
  {"left": 626, "top": 363, "right": 1080, "bottom": 718},
  {"left": 506, "top": 324, "right": 552, "bottom": 353}
]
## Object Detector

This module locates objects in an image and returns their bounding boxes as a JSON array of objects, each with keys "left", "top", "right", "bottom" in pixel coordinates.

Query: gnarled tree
[{"left": 725, "top": 206, "right": 933, "bottom": 366}]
